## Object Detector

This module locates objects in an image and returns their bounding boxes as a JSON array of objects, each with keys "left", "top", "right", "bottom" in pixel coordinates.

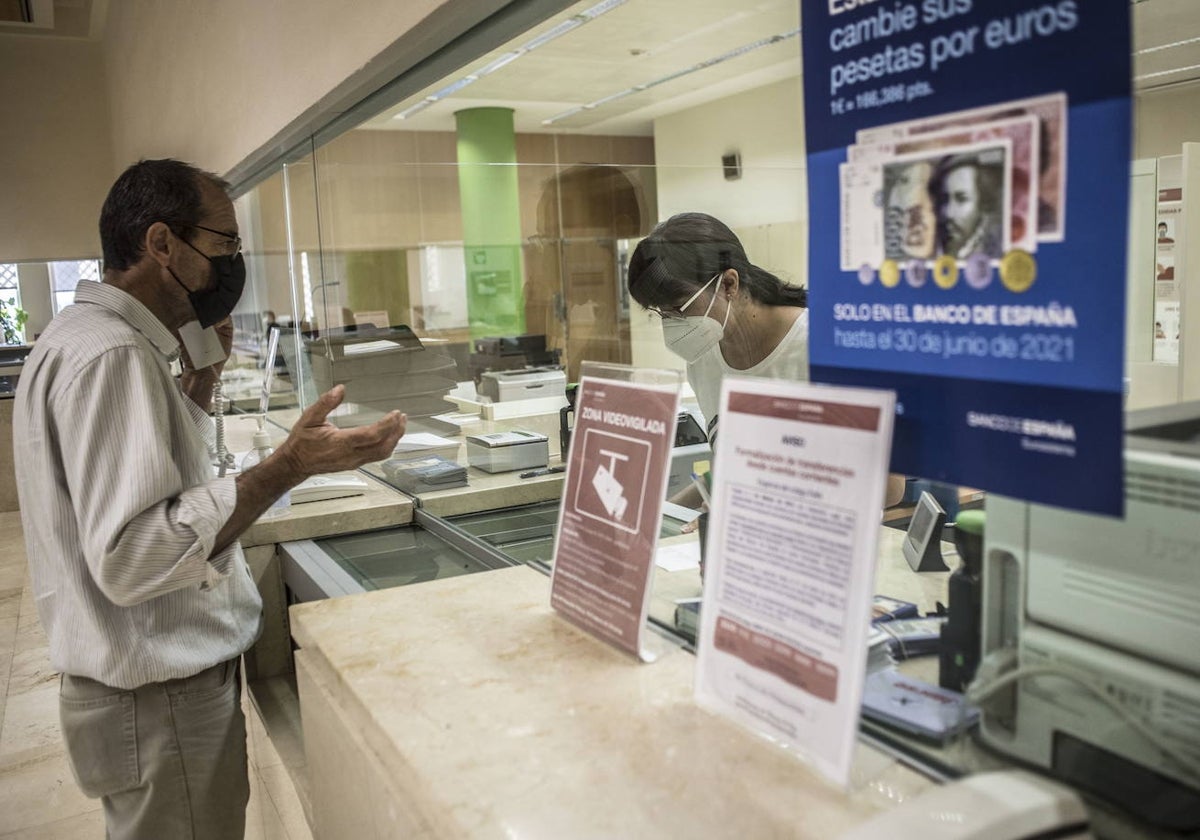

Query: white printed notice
[{"left": 694, "top": 376, "right": 895, "bottom": 788}]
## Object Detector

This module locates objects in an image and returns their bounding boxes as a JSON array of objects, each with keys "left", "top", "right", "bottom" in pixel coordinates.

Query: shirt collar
[{"left": 73, "top": 280, "right": 181, "bottom": 362}]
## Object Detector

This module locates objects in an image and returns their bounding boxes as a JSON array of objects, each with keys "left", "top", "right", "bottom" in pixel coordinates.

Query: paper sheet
[{"left": 654, "top": 542, "right": 701, "bottom": 572}]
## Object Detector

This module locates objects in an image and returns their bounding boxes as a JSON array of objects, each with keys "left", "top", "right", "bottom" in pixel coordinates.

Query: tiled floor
[{"left": 0, "top": 511, "right": 313, "bottom": 840}]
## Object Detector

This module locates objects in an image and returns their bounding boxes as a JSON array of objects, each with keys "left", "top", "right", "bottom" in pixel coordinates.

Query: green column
[{"left": 455, "top": 107, "right": 525, "bottom": 339}]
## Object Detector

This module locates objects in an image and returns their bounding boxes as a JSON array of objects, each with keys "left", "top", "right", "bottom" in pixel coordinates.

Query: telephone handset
[
  {"left": 178, "top": 321, "right": 228, "bottom": 370},
  {"left": 179, "top": 321, "right": 233, "bottom": 476},
  {"left": 838, "top": 770, "right": 1092, "bottom": 840}
]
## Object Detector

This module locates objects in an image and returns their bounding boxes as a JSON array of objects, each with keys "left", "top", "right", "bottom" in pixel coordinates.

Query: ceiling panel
[
  {"left": 361, "top": 0, "right": 800, "bottom": 135},
  {"left": 1133, "top": 0, "right": 1200, "bottom": 89},
  {"left": 364, "top": 0, "right": 1197, "bottom": 135}
]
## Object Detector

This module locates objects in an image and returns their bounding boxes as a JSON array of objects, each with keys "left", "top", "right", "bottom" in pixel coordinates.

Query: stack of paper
[
  {"left": 381, "top": 455, "right": 467, "bottom": 493},
  {"left": 392, "top": 432, "right": 461, "bottom": 462}
]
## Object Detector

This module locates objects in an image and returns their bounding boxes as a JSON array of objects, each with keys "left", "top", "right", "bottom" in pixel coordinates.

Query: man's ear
[{"left": 145, "top": 222, "right": 174, "bottom": 268}]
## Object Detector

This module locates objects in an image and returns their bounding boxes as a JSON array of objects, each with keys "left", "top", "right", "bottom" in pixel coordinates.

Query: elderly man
[{"left": 14, "top": 159, "right": 406, "bottom": 839}]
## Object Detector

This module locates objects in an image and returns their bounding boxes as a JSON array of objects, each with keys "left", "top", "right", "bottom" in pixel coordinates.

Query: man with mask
[{"left": 14, "top": 159, "right": 406, "bottom": 839}]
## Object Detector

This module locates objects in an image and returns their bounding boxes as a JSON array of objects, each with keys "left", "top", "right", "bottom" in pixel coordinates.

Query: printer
[
  {"left": 978, "top": 401, "right": 1200, "bottom": 831},
  {"left": 306, "top": 325, "right": 458, "bottom": 419},
  {"left": 478, "top": 366, "right": 566, "bottom": 402},
  {"left": 469, "top": 334, "right": 561, "bottom": 383}
]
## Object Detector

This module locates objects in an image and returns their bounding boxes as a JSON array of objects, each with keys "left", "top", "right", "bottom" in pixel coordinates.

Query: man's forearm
[{"left": 211, "top": 448, "right": 306, "bottom": 557}]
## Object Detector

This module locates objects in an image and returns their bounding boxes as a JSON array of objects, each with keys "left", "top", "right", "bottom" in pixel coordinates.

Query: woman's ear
[{"left": 721, "top": 268, "right": 741, "bottom": 299}]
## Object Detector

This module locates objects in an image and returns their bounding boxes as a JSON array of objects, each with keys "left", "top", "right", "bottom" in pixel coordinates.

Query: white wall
[
  {"left": 1127, "top": 86, "right": 1200, "bottom": 409},
  {"left": 635, "top": 76, "right": 807, "bottom": 372},
  {"left": 653, "top": 76, "right": 806, "bottom": 233},
  {"left": 101, "top": 0, "right": 455, "bottom": 177},
  {"left": 0, "top": 36, "right": 114, "bottom": 262},
  {"left": 1135, "top": 82, "right": 1200, "bottom": 160}
]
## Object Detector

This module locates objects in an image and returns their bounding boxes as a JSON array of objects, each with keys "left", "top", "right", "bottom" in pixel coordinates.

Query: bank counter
[
  {"left": 291, "top": 564, "right": 934, "bottom": 839},
  {"left": 229, "top": 412, "right": 1171, "bottom": 840}
]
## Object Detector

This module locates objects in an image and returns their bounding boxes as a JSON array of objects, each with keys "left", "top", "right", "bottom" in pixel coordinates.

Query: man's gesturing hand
[{"left": 277, "top": 385, "right": 406, "bottom": 479}]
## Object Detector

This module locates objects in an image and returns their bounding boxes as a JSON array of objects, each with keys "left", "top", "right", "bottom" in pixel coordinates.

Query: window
[
  {"left": 0, "top": 263, "right": 22, "bottom": 344},
  {"left": 50, "top": 259, "right": 101, "bottom": 314}
]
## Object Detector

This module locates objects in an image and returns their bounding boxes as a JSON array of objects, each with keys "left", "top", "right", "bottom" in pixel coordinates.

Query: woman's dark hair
[
  {"left": 100, "top": 158, "right": 229, "bottom": 272},
  {"left": 627, "top": 212, "right": 806, "bottom": 311}
]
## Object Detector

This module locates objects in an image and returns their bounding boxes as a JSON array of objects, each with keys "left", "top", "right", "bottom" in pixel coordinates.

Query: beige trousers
[{"left": 59, "top": 657, "right": 249, "bottom": 840}]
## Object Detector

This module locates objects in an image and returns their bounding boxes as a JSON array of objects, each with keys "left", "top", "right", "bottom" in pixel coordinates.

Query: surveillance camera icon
[{"left": 591, "top": 449, "right": 630, "bottom": 520}]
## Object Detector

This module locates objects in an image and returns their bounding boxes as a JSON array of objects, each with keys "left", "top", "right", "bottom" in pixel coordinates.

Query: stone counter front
[{"left": 290, "top": 565, "right": 934, "bottom": 839}]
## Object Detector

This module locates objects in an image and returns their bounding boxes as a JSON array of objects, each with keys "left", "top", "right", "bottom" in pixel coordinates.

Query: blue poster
[{"left": 802, "top": 0, "right": 1130, "bottom": 515}]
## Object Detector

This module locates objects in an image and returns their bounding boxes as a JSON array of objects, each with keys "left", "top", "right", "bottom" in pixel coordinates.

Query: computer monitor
[{"left": 903, "top": 491, "right": 949, "bottom": 572}]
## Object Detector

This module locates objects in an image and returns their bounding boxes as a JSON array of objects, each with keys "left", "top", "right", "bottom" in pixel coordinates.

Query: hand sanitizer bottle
[{"left": 240, "top": 416, "right": 291, "bottom": 519}]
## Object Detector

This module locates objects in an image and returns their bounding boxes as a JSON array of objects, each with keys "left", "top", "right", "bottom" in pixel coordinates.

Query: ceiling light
[
  {"left": 1135, "top": 62, "right": 1200, "bottom": 81},
  {"left": 522, "top": 18, "right": 585, "bottom": 51},
  {"left": 477, "top": 51, "right": 524, "bottom": 76},
  {"left": 543, "top": 27, "right": 802, "bottom": 126},
  {"left": 1136, "top": 35, "right": 1200, "bottom": 56},
  {"left": 395, "top": 98, "right": 437, "bottom": 120},
  {"left": 393, "top": 0, "right": 629, "bottom": 120},
  {"left": 578, "top": 0, "right": 627, "bottom": 19}
]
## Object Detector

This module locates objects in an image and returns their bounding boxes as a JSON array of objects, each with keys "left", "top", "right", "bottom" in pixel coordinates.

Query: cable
[
  {"left": 967, "top": 663, "right": 1200, "bottom": 782},
  {"left": 213, "top": 378, "right": 232, "bottom": 478}
]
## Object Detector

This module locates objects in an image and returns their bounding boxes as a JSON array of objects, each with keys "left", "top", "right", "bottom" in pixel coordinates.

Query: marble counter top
[
  {"left": 221, "top": 415, "right": 416, "bottom": 549},
  {"left": 371, "top": 412, "right": 568, "bottom": 517},
  {"left": 291, "top": 565, "right": 935, "bottom": 838}
]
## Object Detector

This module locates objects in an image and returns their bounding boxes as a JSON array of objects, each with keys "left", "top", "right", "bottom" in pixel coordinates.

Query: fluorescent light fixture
[
  {"left": 1135, "top": 62, "right": 1200, "bottom": 81},
  {"left": 1136, "top": 35, "right": 1200, "bottom": 56},
  {"left": 393, "top": 0, "right": 629, "bottom": 120},
  {"left": 430, "top": 74, "right": 480, "bottom": 101},
  {"left": 578, "top": 0, "right": 626, "bottom": 19},
  {"left": 394, "top": 74, "right": 479, "bottom": 119},
  {"left": 522, "top": 17, "right": 585, "bottom": 51},
  {"left": 477, "top": 51, "right": 523, "bottom": 76},
  {"left": 543, "top": 26, "right": 802, "bottom": 126},
  {"left": 395, "top": 98, "right": 437, "bottom": 120}
]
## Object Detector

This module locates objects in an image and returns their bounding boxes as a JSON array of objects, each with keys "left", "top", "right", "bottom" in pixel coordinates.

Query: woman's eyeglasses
[
  {"left": 647, "top": 304, "right": 689, "bottom": 321},
  {"left": 645, "top": 273, "right": 721, "bottom": 321}
]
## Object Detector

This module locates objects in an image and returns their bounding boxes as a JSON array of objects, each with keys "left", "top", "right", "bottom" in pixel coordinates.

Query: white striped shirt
[{"left": 14, "top": 280, "right": 262, "bottom": 689}]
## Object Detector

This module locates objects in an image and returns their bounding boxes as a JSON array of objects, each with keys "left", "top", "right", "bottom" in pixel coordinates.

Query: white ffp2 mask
[{"left": 661, "top": 273, "right": 729, "bottom": 363}]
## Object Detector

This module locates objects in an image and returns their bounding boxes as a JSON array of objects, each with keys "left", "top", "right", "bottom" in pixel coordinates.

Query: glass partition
[{"left": 213, "top": 0, "right": 1200, "bottom": 830}]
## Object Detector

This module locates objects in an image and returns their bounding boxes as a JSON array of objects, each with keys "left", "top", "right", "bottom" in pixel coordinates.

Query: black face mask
[{"left": 169, "top": 237, "right": 246, "bottom": 328}]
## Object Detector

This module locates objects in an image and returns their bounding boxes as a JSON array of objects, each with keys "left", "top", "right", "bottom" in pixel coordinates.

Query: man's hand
[
  {"left": 211, "top": 385, "right": 407, "bottom": 557},
  {"left": 276, "top": 385, "right": 406, "bottom": 480},
  {"left": 212, "top": 317, "right": 234, "bottom": 361}
]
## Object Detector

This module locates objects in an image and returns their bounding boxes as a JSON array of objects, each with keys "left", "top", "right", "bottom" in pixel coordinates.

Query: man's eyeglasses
[{"left": 184, "top": 224, "right": 242, "bottom": 258}]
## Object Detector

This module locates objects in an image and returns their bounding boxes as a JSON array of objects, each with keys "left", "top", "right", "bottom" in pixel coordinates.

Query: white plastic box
[
  {"left": 465, "top": 430, "right": 550, "bottom": 473},
  {"left": 478, "top": 367, "right": 566, "bottom": 402}
]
